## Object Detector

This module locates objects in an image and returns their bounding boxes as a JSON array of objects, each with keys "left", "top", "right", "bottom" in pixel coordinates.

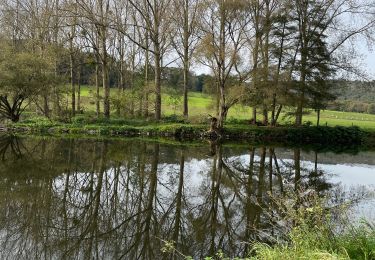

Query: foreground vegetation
[
  {"left": 161, "top": 194, "right": 375, "bottom": 260},
  {"left": 252, "top": 221, "right": 375, "bottom": 259}
]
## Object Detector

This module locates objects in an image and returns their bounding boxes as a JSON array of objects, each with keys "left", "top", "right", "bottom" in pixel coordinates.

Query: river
[{"left": 0, "top": 135, "right": 374, "bottom": 259}]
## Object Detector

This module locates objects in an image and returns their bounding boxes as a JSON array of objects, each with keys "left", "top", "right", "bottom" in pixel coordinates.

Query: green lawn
[{"left": 65, "top": 85, "right": 375, "bottom": 130}]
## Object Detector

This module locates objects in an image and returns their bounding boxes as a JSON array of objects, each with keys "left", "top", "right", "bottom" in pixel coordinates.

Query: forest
[{"left": 1, "top": 0, "right": 375, "bottom": 132}]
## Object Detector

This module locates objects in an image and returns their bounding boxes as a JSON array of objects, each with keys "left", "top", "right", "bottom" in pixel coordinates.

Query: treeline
[
  {"left": 0, "top": 0, "right": 374, "bottom": 129},
  {"left": 328, "top": 100, "right": 375, "bottom": 114},
  {"left": 328, "top": 80, "right": 375, "bottom": 114}
]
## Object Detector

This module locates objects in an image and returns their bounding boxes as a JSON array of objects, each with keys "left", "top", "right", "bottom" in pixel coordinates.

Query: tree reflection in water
[{"left": 0, "top": 136, "right": 372, "bottom": 259}]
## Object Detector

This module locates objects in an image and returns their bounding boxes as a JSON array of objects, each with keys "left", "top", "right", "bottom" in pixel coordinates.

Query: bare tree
[
  {"left": 170, "top": 0, "right": 200, "bottom": 118},
  {"left": 197, "top": 0, "right": 249, "bottom": 129},
  {"left": 127, "top": 0, "right": 173, "bottom": 121}
]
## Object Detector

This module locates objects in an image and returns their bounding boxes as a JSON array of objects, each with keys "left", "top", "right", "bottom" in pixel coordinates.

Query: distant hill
[
  {"left": 332, "top": 81, "right": 375, "bottom": 102},
  {"left": 328, "top": 81, "right": 375, "bottom": 114}
]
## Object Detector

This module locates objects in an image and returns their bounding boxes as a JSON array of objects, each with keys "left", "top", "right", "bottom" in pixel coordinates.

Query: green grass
[
  {"left": 250, "top": 222, "right": 375, "bottom": 260},
  {"left": 39, "top": 85, "right": 375, "bottom": 130}
]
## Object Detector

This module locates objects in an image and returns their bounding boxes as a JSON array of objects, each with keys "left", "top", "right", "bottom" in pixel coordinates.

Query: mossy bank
[{"left": 2, "top": 120, "right": 374, "bottom": 147}]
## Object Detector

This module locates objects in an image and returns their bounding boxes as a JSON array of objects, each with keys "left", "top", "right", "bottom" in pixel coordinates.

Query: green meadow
[{"left": 72, "top": 85, "right": 375, "bottom": 130}]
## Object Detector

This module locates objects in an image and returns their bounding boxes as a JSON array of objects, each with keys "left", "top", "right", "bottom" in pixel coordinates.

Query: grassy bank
[
  {"left": 3, "top": 116, "right": 375, "bottom": 147},
  {"left": 3, "top": 87, "right": 375, "bottom": 145},
  {"left": 251, "top": 223, "right": 375, "bottom": 259}
]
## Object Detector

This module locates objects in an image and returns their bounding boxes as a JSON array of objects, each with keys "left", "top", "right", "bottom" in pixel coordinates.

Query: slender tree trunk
[
  {"left": 53, "top": 0, "right": 61, "bottom": 116},
  {"left": 217, "top": 4, "right": 226, "bottom": 129},
  {"left": 154, "top": 48, "right": 162, "bottom": 120},
  {"left": 216, "top": 82, "right": 220, "bottom": 116},
  {"left": 295, "top": 92, "right": 304, "bottom": 126},
  {"left": 77, "top": 60, "right": 81, "bottom": 113},
  {"left": 262, "top": 107, "right": 268, "bottom": 125},
  {"left": 143, "top": 29, "right": 150, "bottom": 118},
  {"left": 183, "top": 51, "right": 189, "bottom": 118},
  {"left": 274, "top": 105, "right": 282, "bottom": 125},
  {"left": 95, "top": 55, "right": 100, "bottom": 117},
  {"left": 252, "top": 107, "right": 257, "bottom": 124},
  {"left": 251, "top": 11, "right": 261, "bottom": 125},
  {"left": 130, "top": 31, "right": 136, "bottom": 116},
  {"left": 182, "top": 0, "right": 189, "bottom": 118},
  {"left": 102, "top": 45, "right": 110, "bottom": 118},
  {"left": 296, "top": 4, "right": 308, "bottom": 126},
  {"left": 119, "top": 36, "right": 125, "bottom": 91},
  {"left": 271, "top": 20, "right": 286, "bottom": 126},
  {"left": 70, "top": 43, "right": 75, "bottom": 116},
  {"left": 262, "top": 1, "right": 271, "bottom": 126},
  {"left": 100, "top": 14, "right": 110, "bottom": 118},
  {"left": 43, "top": 95, "right": 49, "bottom": 117},
  {"left": 218, "top": 81, "right": 228, "bottom": 129}
]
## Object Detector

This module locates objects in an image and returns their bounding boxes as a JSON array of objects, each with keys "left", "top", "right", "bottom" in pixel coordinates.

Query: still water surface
[{"left": 0, "top": 135, "right": 374, "bottom": 259}]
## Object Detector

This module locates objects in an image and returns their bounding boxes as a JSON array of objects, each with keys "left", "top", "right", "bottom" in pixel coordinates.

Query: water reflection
[{"left": 0, "top": 136, "right": 373, "bottom": 259}]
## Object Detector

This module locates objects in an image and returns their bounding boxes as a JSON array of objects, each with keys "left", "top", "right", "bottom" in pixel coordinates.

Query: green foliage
[
  {"left": 0, "top": 45, "right": 56, "bottom": 122},
  {"left": 251, "top": 243, "right": 346, "bottom": 260},
  {"left": 0, "top": 48, "right": 53, "bottom": 96},
  {"left": 251, "top": 219, "right": 375, "bottom": 260},
  {"left": 337, "top": 221, "right": 375, "bottom": 259},
  {"left": 111, "top": 91, "right": 137, "bottom": 117},
  {"left": 166, "top": 92, "right": 183, "bottom": 115}
]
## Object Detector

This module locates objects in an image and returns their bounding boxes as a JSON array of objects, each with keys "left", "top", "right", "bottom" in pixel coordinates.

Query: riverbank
[{"left": 2, "top": 119, "right": 375, "bottom": 146}]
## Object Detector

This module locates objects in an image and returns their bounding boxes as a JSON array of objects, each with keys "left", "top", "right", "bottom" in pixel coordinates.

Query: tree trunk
[
  {"left": 251, "top": 21, "right": 261, "bottom": 124},
  {"left": 119, "top": 36, "right": 125, "bottom": 91},
  {"left": 95, "top": 55, "right": 100, "bottom": 117},
  {"left": 262, "top": 1, "right": 271, "bottom": 126},
  {"left": 70, "top": 47, "right": 75, "bottom": 116},
  {"left": 218, "top": 82, "right": 228, "bottom": 129},
  {"left": 77, "top": 60, "right": 81, "bottom": 113},
  {"left": 316, "top": 109, "right": 321, "bottom": 126},
  {"left": 154, "top": 48, "right": 162, "bottom": 121},
  {"left": 296, "top": 4, "right": 308, "bottom": 126},
  {"left": 101, "top": 26, "right": 110, "bottom": 119},
  {"left": 183, "top": 51, "right": 189, "bottom": 118},
  {"left": 102, "top": 57, "right": 110, "bottom": 118},
  {"left": 182, "top": 0, "right": 189, "bottom": 118},
  {"left": 295, "top": 95, "right": 304, "bottom": 126},
  {"left": 262, "top": 106, "right": 268, "bottom": 125},
  {"left": 272, "top": 105, "right": 282, "bottom": 126},
  {"left": 271, "top": 19, "right": 286, "bottom": 126},
  {"left": 43, "top": 95, "right": 49, "bottom": 118},
  {"left": 252, "top": 107, "right": 257, "bottom": 124},
  {"left": 143, "top": 26, "right": 150, "bottom": 118},
  {"left": 217, "top": 4, "right": 226, "bottom": 129}
]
